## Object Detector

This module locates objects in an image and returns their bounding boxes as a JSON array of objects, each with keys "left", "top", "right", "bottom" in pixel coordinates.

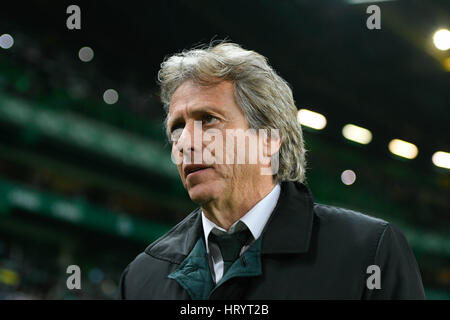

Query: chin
[{"left": 187, "top": 181, "right": 223, "bottom": 205}]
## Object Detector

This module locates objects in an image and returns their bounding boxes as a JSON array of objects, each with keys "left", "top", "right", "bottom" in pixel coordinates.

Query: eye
[
  {"left": 169, "top": 121, "right": 185, "bottom": 134},
  {"left": 169, "top": 121, "right": 185, "bottom": 142},
  {"left": 203, "top": 114, "right": 219, "bottom": 125}
]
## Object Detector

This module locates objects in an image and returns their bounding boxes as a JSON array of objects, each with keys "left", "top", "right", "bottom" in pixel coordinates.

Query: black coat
[{"left": 117, "top": 182, "right": 425, "bottom": 299}]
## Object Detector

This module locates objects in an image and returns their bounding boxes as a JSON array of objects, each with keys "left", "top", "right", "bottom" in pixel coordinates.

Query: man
[{"left": 117, "top": 42, "right": 425, "bottom": 299}]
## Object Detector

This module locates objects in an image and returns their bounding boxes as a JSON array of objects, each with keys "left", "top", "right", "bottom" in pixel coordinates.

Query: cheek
[
  {"left": 171, "top": 144, "right": 182, "bottom": 163},
  {"left": 232, "top": 163, "right": 259, "bottom": 184},
  {"left": 214, "top": 164, "right": 232, "bottom": 179},
  {"left": 216, "top": 164, "right": 245, "bottom": 187}
]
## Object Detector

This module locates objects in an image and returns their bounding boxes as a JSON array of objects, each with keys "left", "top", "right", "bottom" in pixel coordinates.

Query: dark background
[{"left": 0, "top": 0, "right": 448, "bottom": 299}]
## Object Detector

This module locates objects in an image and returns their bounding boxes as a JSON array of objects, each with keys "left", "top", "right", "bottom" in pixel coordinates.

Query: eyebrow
[{"left": 167, "top": 105, "right": 223, "bottom": 132}]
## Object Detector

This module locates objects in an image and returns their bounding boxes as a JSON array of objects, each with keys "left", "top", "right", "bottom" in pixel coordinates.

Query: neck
[{"left": 201, "top": 180, "right": 276, "bottom": 230}]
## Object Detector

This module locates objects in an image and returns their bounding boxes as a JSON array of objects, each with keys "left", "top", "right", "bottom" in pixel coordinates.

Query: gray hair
[{"left": 157, "top": 41, "right": 307, "bottom": 183}]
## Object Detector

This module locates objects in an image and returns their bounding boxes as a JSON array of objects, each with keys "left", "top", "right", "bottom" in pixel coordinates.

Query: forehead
[{"left": 168, "top": 80, "right": 237, "bottom": 116}]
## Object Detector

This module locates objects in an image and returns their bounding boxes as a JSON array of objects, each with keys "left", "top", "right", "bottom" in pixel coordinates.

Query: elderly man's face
[{"left": 168, "top": 80, "right": 265, "bottom": 205}]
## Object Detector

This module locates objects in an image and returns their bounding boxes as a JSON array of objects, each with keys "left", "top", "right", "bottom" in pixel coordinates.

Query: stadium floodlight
[
  {"left": 432, "top": 151, "right": 450, "bottom": 170},
  {"left": 433, "top": 28, "right": 450, "bottom": 51},
  {"left": 388, "top": 139, "right": 418, "bottom": 159},
  {"left": 297, "top": 109, "right": 327, "bottom": 130},
  {"left": 342, "top": 124, "right": 372, "bottom": 144}
]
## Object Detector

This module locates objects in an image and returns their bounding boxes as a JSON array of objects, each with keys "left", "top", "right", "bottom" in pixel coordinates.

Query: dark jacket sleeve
[
  {"left": 363, "top": 223, "right": 425, "bottom": 299},
  {"left": 116, "top": 264, "right": 130, "bottom": 300}
]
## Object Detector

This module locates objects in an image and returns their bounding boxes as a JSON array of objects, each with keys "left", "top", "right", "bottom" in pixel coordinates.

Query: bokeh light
[
  {"left": 0, "top": 34, "right": 14, "bottom": 49},
  {"left": 388, "top": 139, "right": 418, "bottom": 159},
  {"left": 78, "top": 46, "right": 94, "bottom": 62},
  {"left": 342, "top": 124, "right": 372, "bottom": 144},
  {"left": 341, "top": 169, "right": 356, "bottom": 185},
  {"left": 432, "top": 151, "right": 450, "bottom": 170},
  {"left": 297, "top": 109, "right": 327, "bottom": 130},
  {"left": 433, "top": 28, "right": 450, "bottom": 50},
  {"left": 103, "top": 89, "right": 119, "bottom": 104}
]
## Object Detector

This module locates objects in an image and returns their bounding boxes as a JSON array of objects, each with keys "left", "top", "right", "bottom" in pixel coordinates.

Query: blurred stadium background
[{"left": 0, "top": 0, "right": 448, "bottom": 299}]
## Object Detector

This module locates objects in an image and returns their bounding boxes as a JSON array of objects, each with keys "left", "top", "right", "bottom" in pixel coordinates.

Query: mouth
[{"left": 183, "top": 164, "right": 212, "bottom": 178}]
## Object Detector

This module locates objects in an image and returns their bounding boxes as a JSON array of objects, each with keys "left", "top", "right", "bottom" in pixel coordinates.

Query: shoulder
[
  {"left": 118, "top": 209, "right": 202, "bottom": 299},
  {"left": 123, "top": 207, "right": 202, "bottom": 277},
  {"left": 312, "top": 203, "right": 391, "bottom": 260},
  {"left": 314, "top": 203, "right": 389, "bottom": 233}
]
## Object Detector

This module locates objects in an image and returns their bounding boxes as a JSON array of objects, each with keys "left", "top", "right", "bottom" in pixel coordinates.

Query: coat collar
[
  {"left": 260, "top": 181, "right": 315, "bottom": 254},
  {"left": 145, "top": 181, "right": 315, "bottom": 264}
]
